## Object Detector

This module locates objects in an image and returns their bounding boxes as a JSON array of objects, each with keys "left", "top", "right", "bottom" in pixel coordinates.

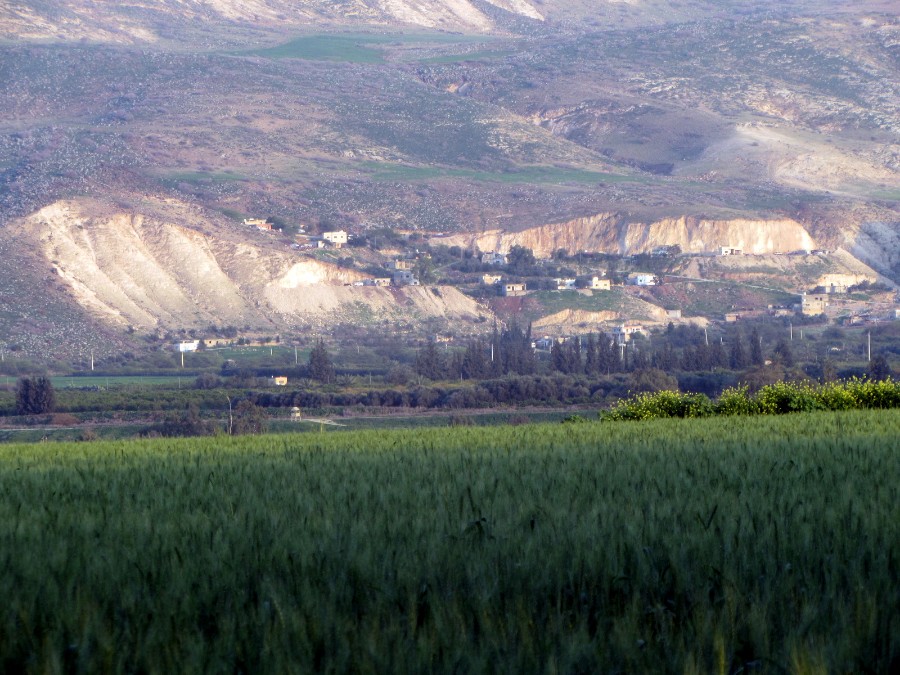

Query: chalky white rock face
[
  {"left": 15, "top": 198, "right": 490, "bottom": 332},
  {"left": 432, "top": 213, "right": 819, "bottom": 258},
  {"left": 0, "top": 0, "right": 547, "bottom": 40}
]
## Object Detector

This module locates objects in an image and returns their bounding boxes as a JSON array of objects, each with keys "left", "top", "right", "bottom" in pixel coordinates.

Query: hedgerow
[{"left": 602, "top": 378, "right": 900, "bottom": 421}]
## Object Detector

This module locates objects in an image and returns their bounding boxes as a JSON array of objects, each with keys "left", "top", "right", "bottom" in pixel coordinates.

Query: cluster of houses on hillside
[
  {"left": 481, "top": 271, "right": 652, "bottom": 296},
  {"left": 245, "top": 218, "right": 349, "bottom": 250}
]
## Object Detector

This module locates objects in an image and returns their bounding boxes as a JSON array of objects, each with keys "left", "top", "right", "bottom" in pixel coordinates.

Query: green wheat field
[{"left": 1, "top": 410, "right": 898, "bottom": 673}]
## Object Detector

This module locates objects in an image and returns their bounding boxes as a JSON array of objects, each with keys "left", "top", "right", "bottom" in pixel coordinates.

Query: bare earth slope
[{"left": 2, "top": 198, "right": 490, "bottom": 356}]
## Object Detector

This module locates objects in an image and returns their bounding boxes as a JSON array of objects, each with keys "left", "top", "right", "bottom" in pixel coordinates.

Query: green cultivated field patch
[
  {"left": 245, "top": 35, "right": 387, "bottom": 63},
  {"left": 0, "top": 410, "right": 898, "bottom": 672}
]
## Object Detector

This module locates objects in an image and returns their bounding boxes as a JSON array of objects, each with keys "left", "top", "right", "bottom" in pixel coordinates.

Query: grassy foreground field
[{"left": 0, "top": 411, "right": 898, "bottom": 673}]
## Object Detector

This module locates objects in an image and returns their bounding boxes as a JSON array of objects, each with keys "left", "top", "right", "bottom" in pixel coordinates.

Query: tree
[
  {"left": 232, "top": 400, "right": 268, "bottom": 435},
  {"left": 867, "top": 354, "right": 893, "bottom": 381},
  {"left": 461, "top": 339, "right": 488, "bottom": 379},
  {"left": 749, "top": 328, "right": 764, "bottom": 366},
  {"left": 506, "top": 245, "right": 536, "bottom": 275},
  {"left": 308, "top": 339, "right": 335, "bottom": 383},
  {"left": 772, "top": 339, "right": 795, "bottom": 368},
  {"left": 415, "top": 341, "right": 444, "bottom": 381},
  {"left": 729, "top": 332, "right": 748, "bottom": 369},
  {"left": 584, "top": 334, "right": 599, "bottom": 375},
  {"left": 15, "top": 376, "right": 55, "bottom": 415},
  {"left": 628, "top": 368, "right": 679, "bottom": 393}
]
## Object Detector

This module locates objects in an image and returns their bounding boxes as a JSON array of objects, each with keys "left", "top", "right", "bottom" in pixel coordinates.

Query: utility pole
[
  {"left": 868, "top": 331, "right": 871, "bottom": 362},
  {"left": 790, "top": 322, "right": 793, "bottom": 341}
]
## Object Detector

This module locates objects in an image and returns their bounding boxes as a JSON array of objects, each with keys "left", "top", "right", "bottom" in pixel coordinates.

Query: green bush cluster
[{"left": 602, "top": 378, "right": 900, "bottom": 421}]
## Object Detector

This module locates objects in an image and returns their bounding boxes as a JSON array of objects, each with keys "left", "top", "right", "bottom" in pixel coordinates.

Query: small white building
[
  {"left": 244, "top": 218, "right": 270, "bottom": 230},
  {"left": 608, "top": 323, "right": 644, "bottom": 345},
  {"left": 590, "top": 276, "right": 611, "bottom": 290},
  {"left": 393, "top": 270, "right": 420, "bottom": 286},
  {"left": 322, "top": 231, "right": 348, "bottom": 248},
  {"left": 555, "top": 278, "right": 576, "bottom": 291},
  {"left": 482, "top": 274, "right": 502, "bottom": 285},
  {"left": 392, "top": 259, "right": 414, "bottom": 271},
  {"left": 627, "top": 273, "right": 657, "bottom": 287},
  {"left": 502, "top": 282, "right": 527, "bottom": 297},
  {"left": 719, "top": 246, "right": 743, "bottom": 256},
  {"left": 481, "top": 251, "right": 507, "bottom": 266},
  {"left": 798, "top": 293, "right": 828, "bottom": 316}
]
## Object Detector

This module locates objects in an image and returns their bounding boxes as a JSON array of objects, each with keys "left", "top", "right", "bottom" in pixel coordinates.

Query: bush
[
  {"left": 602, "top": 378, "right": 900, "bottom": 421},
  {"left": 602, "top": 390, "right": 713, "bottom": 421},
  {"left": 754, "top": 381, "right": 823, "bottom": 415},
  {"left": 714, "top": 386, "right": 757, "bottom": 416}
]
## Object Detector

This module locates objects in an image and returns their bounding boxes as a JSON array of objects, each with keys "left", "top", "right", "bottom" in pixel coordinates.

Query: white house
[
  {"left": 502, "top": 282, "right": 527, "bottom": 297},
  {"left": 322, "top": 230, "right": 348, "bottom": 248},
  {"left": 627, "top": 273, "right": 657, "bottom": 286},
  {"left": 393, "top": 270, "right": 420, "bottom": 286},
  {"left": 481, "top": 251, "right": 507, "bottom": 266},
  {"left": 244, "top": 218, "right": 270, "bottom": 230},
  {"left": 608, "top": 323, "right": 644, "bottom": 345},
  {"left": 589, "top": 276, "right": 611, "bottom": 290},
  {"left": 555, "top": 278, "right": 576, "bottom": 291},
  {"left": 719, "top": 246, "right": 743, "bottom": 256}
]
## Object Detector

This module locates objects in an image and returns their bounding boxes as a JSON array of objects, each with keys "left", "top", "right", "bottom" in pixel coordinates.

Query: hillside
[
  {"left": 0, "top": 197, "right": 491, "bottom": 360},
  {"left": 0, "top": 1, "right": 897, "bottom": 360}
]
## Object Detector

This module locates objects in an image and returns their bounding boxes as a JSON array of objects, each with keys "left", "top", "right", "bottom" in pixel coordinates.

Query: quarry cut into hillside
[
  {"left": 14, "top": 199, "right": 491, "bottom": 335},
  {"left": 432, "top": 213, "right": 819, "bottom": 258}
]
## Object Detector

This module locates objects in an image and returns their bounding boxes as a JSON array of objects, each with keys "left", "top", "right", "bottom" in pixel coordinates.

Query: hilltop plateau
[{"left": 0, "top": 0, "right": 897, "bottom": 361}]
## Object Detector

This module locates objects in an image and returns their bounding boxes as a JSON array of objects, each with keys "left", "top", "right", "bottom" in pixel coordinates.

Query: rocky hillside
[
  {"left": 0, "top": 0, "right": 546, "bottom": 41},
  {"left": 0, "top": 198, "right": 490, "bottom": 358},
  {"left": 0, "top": 1, "right": 897, "bottom": 359},
  {"left": 0, "top": 0, "right": 801, "bottom": 42},
  {"left": 433, "top": 214, "right": 819, "bottom": 258}
]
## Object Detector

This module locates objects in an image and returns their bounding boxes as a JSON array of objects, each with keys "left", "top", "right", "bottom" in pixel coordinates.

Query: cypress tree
[{"left": 307, "top": 339, "right": 336, "bottom": 383}]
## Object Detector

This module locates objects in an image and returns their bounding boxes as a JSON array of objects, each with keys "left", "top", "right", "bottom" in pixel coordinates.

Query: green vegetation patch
[
  {"left": 604, "top": 378, "right": 900, "bottom": 421},
  {"left": 0, "top": 411, "right": 898, "bottom": 672},
  {"left": 244, "top": 35, "right": 388, "bottom": 63}
]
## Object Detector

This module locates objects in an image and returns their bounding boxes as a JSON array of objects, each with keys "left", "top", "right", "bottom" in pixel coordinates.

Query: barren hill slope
[
  {"left": 0, "top": 0, "right": 897, "bottom": 358},
  {"left": 0, "top": 198, "right": 491, "bottom": 359}
]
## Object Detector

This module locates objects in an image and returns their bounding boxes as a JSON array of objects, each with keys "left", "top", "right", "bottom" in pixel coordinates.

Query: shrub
[
  {"left": 754, "top": 381, "right": 823, "bottom": 415},
  {"left": 602, "top": 378, "right": 900, "bottom": 421},
  {"left": 561, "top": 414, "right": 589, "bottom": 424},
  {"left": 714, "top": 386, "right": 757, "bottom": 416},
  {"left": 602, "top": 390, "right": 713, "bottom": 421}
]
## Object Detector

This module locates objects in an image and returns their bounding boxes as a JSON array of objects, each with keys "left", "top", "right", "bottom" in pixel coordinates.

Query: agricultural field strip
[{"left": 0, "top": 410, "right": 897, "bottom": 672}]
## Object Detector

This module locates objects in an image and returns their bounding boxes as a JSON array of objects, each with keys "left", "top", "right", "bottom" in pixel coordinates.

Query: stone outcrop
[{"left": 432, "top": 213, "right": 817, "bottom": 258}]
